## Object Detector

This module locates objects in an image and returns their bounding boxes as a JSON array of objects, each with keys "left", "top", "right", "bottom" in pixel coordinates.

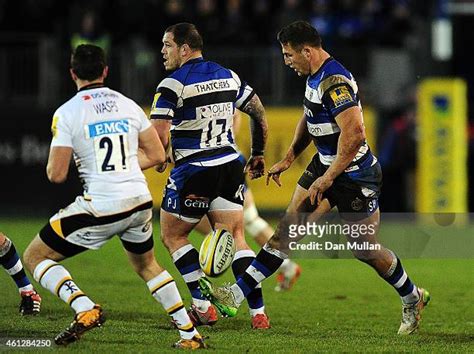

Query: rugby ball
[{"left": 199, "top": 229, "right": 235, "bottom": 277}]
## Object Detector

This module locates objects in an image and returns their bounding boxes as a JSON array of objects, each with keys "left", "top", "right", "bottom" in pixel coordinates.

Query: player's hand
[
  {"left": 155, "top": 160, "right": 168, "bottom": 173},
  {"left": 155, "top": 155, "right": 174, "bottom": 173},
  {"left": 308, "top": 175, "right": 333, "bottom": 205},
  {"left": 245, "top": 155, "right": 265, "bottom": 179},
  {"left": 266, "top": 159, "right": 292, "bottom": 186}
]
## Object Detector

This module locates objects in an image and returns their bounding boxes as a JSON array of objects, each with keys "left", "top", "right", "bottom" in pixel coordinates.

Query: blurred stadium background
[{"left": 0, "top": 0, "right": 472, "bottom": 215}]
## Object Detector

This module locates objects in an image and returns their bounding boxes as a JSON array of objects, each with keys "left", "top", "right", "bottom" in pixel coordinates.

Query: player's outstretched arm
[
  {"left": 308, "top": 106, "right": 365, "bottom": 205},
  {"left": 138, "top": 126, "right": 166, "bottom": 170},
  {"left": 241, "top": 94, "right": 268, "bottom": 179},
  {"left": 326, "top": 106, "right": 365, "bottom": 179},
  {"left": 267, "top": 114, "right": 311, "bottom": 186},
  {"left": 46, "top": 146, "right": 73, "bottom": 183}
]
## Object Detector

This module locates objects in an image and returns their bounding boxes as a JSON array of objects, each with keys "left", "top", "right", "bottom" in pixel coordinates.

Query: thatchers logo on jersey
[
  {"left": 329, "top": 86, "right": 353, "bottom": 108},
  {"left": 87, "top": 119, "right": 130, "bottom": 138},
  {"left": 194, "top": 80, "right": 230, "bottom": 93}
]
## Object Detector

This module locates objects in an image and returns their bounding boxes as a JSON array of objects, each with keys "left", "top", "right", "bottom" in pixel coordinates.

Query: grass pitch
[{"left": 0, "top": 217, "right": 473, "bottom": 352}]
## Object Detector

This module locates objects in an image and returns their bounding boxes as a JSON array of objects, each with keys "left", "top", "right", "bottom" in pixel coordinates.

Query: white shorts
[{"left": 39, "top": 195, "right": 154, "bottom": 256}]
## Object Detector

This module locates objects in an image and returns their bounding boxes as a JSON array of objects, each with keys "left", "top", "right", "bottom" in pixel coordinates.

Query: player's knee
[
  {"left": 0, "top": 235, "right": 11, "bottom": 256},
  {"left": 244, "top": 205, "right": 269, "bottom": 238},
  {"left": 160, "top": 232, "right": 173, "bottom": 251},
  {"left": 22, "top": 243, "right": 37, "bottom": 273},
  {"left": 0, "top": 234, "right": 9, "bottom": 252},
  {"left": 22, "top": 237, "right": 47, "bottom": 273},
  {"left": 160, "top": 232, "right": 187, "bottom": 252}
]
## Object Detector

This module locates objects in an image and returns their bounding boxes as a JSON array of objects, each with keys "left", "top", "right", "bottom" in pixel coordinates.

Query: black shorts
[
  {"left": 298, "top": 154, "right": 382, "bottom": 221},
  {"left": 162, "top": 158, "right": 245, "bottom": 222}
]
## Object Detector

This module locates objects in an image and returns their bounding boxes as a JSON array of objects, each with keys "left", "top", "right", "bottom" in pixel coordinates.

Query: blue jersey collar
[
  {"left": 310, "top": 56, "right": 334, "bottom": 78},
  {"left": 182, "top": 57, "right": 204, "bottom": 66}
]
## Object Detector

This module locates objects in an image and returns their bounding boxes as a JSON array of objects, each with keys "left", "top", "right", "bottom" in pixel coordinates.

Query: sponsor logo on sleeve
[
  {"left": 51, "top": 116, "right": 59, "bottom": 137},
  {"left": 329, "top": 86, "right": 353, "bottom": 108},
  {"left": 152, "top": 92, "right": 161, "bottom": 108}
]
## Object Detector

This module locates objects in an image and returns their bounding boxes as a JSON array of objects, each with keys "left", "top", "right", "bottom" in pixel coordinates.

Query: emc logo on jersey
[{"left": 86, "top": 119, "right": 130, "bottom": 138}]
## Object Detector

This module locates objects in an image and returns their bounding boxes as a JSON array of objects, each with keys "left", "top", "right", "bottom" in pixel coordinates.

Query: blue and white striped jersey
[
  {"left": 150, "top": 57, "right": 254, "bottom": 166},
  {"left": 304, "top": 57, "right": 376, "bottom": 172}
]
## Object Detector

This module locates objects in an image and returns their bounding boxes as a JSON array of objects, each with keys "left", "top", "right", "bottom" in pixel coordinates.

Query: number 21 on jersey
[{"left": 86, "top": 119, "right": 130, "bottom": 173}]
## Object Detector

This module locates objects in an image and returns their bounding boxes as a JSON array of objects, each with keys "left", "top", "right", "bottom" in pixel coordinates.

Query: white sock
[
  {"left": 230, "top": 283, "right": 245, "bottom": 305},
  {"left": 18, "top": 284, "right": 34, "bottom": 293},
  {"left": 279, "top": 259, "right": 292, "bottom": 272},
  {"left": 148, "top": 270, "right": 198, "bottom": 340},
  {"left": 192, "top": 298, "right": 210, "bottom": 312},
  {"left": 249, "top": 306, "right": 265, "bottom": 317},
  {"left": 33, "top": 259, "right": 95, "bottom": 313},
  {"left": 402, "top": 286, "right": 421, "bottom": 305}
]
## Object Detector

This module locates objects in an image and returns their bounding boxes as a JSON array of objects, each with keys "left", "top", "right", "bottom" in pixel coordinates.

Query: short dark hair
[
  {"left": 277, "top": 21, "right": 322, "bottom": 50},
  {"left": 71, "top": 44, "right": 106, "bottom": 81},
  {"left": 165, "top": 23, "right": 203, "bottom": 51}
]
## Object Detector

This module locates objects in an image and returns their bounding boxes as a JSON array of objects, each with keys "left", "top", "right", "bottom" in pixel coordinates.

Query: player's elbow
[
  {"left": 352, "top": 125, "right": 366, "bottom": 146},
  {"left": 47, "top": 166, "right": 67, "bottom": 183},
  {"left": 153, "top": 150, "right": 166, "bottom": 165}
]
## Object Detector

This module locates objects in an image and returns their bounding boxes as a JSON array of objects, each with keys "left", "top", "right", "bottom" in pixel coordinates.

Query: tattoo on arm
[{"left": 241, "top": 94, "right": 268, "bottom": 155}]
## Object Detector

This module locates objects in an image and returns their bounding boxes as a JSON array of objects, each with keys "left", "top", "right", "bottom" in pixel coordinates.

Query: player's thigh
[
  {"left": 119, "top": 207, "right": 155, "bottom": 255},
  {"left": 194, "top": 216, "right": 212, "bottom": 235},
  {"left": 162, "top": 164, "right": 215, "bottom": 224},
  {"left": 216, "top": 159, "right": 246, "bottom": 208},
  {"left": 39, "top": 196, "right": 152, "bottom": 258},
  {"left": 342, "top": 207, "right": 381, "bottom": 244},
  {"left": 331, "top": 161, "right": 382, "bottom": 221},
  {"left": 294, "top": 155, "right": 335, "bottom": 215},
  {"left": 160, "top": 208, "right": 199, "bottom": 240}
]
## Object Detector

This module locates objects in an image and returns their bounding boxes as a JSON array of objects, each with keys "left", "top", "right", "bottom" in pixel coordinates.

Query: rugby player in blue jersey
[
  {"left": 200, "top": 21, "right": 430, "bottom": 335},
  {"left": 151, "top": 23, "right": 270, "bottom": 329}
]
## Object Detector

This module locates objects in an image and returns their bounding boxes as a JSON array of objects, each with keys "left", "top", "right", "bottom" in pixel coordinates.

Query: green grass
[{"left": 0, "top": 217, "right": 473, "bottom": 352}]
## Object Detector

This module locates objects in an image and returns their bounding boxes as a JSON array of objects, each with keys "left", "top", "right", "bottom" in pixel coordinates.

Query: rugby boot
[
  {"left": 173, "top": 334, "right": 207, "bottom": 349},
  {"left": 54, "top": 304, "right": 105, "bottom": 345},
  {"left": 198, "top": 278, "right": 238, "bottom": 317},
  {"left": 251, "top": 313, "right": 271, "bottom": 329},
  {"left": 398, "top": 288, "right": 430, "bottom": 335},
  {"left": 19, "top": 290, "right": 41, "bottom": 315},
  {"left": 275, "top": 263, "right": 301, "bottom": 292},
  {"left": 188, "top": 304, "right": 218, "bottom": 326}
]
